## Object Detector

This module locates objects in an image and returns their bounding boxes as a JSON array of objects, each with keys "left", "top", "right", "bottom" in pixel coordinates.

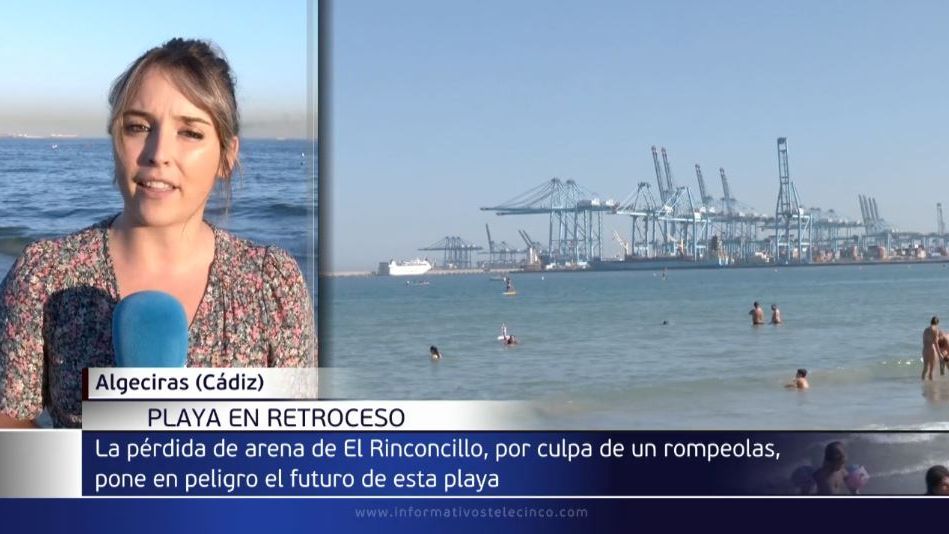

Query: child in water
[
  {"left": 785, "top": 369, "right": 809, "bottom": 389},
  {"left": 499, "top": 323, "right": 518, "bottom": 345},
  {"left": 938, "top": 335, "right": 949, "bottom": 376}
]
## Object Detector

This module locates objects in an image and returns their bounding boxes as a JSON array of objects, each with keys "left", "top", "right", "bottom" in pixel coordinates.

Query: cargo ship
[{"left": 378, "top": 258, "right": 433, "bottom": 276}]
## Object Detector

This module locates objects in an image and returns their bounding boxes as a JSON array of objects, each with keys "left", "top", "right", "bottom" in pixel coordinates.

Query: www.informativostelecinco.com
[{"left": 353, "top": 505, "right": 589, "bottom": 520}]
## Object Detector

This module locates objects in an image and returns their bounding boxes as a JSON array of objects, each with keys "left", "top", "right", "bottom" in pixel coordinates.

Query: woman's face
[{"left": 114, "top": 67, "right": 235, "bottom": 228}]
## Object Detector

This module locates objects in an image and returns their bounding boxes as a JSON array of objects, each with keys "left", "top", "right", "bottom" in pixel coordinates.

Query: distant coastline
[{"left": 324, "top": 257, "right": 949, "bottom": 278}]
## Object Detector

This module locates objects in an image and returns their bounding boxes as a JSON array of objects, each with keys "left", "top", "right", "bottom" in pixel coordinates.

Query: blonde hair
[{"left": 107, "top": 38, "right": 240, "bottom": 203}]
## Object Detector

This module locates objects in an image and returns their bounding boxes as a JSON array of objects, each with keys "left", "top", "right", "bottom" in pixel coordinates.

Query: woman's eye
[
  {"left": 181, "top": 129, "right": 205, "bottom": 140},
  {"left": 124, "top": 123, "right": 149, "bottom": 134}
]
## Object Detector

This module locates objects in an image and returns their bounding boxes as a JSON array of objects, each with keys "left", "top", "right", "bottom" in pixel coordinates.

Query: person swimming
[
  {"left": 785, "top": 368, "right": 809, "bottom": 389},
  {"left": 429, "top": 345, "right": 442, "bottom": 360},
  {"left": 498, "top": 323, "right": 518, "bottom": 345}
]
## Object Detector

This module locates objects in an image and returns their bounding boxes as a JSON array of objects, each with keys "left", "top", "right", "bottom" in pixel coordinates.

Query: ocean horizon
[{"left": 0, "top": 137, "right": 315, "bottom": 279}]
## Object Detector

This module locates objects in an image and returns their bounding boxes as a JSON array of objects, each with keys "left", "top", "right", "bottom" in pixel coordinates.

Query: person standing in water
[
  {"left": 770, "top": 304, "right": 783, "bottom": 325},
  {"left": 923, "top": 316, "right": 941, "bottom": 381},
  {"left": 938, "top": 333, "right": 949, "bottom": 376},
  {"left": 749, "top": 302, "right": 764, "bottom": 325},
  {"left": 813, "top": 441, "right": 855, "bottom": 495}
]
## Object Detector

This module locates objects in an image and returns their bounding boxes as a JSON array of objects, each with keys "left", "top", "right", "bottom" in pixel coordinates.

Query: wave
[
  {"left": 0, "top": 226, "right": 38, "bottom": 257},
  {"left": 255, "top": 202, "right": 311, "bottom": 217},
  {"left": 860, "top": 421, "right": 949, "bottom": 432},
  {"left": 871, "top": 459, "right": 949, "bottom": 479},
  {"left": 1, "top": 166, "right": 40, "bottom": 174},
  {"left": 809, "top": 359, "right": 923, "bottom": 385},
  {"left": 859, "top": 432, "right": 943, "bottom": 444},
  {"left": 575, "top": 357, "right": 927, "bottom": 401},
  {"left": 0, "top": 237, "right": 31, "bottom": 257},
  {"left": 0, "top": 225, "right": 31, "bottom": 236},
  {"left": 204, "top": 201, "right": 311, "bottom": 219}
]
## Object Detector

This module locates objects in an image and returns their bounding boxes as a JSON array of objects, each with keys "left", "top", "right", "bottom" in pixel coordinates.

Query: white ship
[{"left": 378, "top": 258, "right": 433, "bottom": 276}]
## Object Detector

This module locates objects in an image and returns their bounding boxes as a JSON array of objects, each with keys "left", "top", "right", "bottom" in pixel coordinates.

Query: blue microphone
[{"left": 112, "top": 291, "right": 189, "bottom": 367}]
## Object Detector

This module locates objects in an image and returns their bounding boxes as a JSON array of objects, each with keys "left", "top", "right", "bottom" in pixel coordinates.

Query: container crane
[
  {"left": 651, "top": 146, "right": 667, "bottom": 202},
  {"left": 694, "top": 164, "right": 713, "bottom": 208}
]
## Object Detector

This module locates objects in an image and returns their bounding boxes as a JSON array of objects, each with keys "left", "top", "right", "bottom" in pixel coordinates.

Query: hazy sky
[
  {"left": 0, "top": 1, "right": 309, "bottom": 138},
  {"left": 329, "top": 0, "right": 949, "bottom": 271}
]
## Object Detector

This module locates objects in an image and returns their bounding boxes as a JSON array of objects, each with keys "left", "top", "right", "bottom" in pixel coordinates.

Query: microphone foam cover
[{"left": 112, "top": 291, "right": 189, "bottom": 367}]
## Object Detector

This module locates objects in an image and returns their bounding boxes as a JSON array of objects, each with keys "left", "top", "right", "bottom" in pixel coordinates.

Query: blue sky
[
  {"left": 330, "top": 0, "right": 949, "bottom": 271},
  {"left": 0, "top": 0, "right": 309, "bottom": 137}
]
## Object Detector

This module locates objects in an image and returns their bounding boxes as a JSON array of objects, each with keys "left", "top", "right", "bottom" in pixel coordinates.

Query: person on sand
[
  {"left": 429, "top": 345, "right": 442, "bottom": 361},
  {"left": 749, "top": 301, "right": 764, "bottom": 325},
  {"left": 925, "top": 465, "right": 949, "bottom": 495},
  {"left": 923, "top": 316, "right": 941, "bottom": 381},
  {"left": 770, "top": 304, "right": 783, "bottom": 325},
  {"left": 785, "top": 368, "right": 809, "bottom": 389},
  {"left": 813, "top": 441, "right": 857, "bottom": 495}
]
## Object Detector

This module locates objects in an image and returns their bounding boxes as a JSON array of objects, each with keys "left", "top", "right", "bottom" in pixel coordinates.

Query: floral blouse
[{"left": 0, "top": 216, "right": 316, "bottom": 427}]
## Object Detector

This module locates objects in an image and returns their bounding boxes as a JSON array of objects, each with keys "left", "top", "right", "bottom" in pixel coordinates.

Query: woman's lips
[{"left": 135, "top": 179, "right": 179, "bottom": 198}]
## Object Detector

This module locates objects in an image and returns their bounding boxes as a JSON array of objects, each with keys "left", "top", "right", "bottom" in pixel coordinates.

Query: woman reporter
[{"left": 0, "top": 38, "right": 316, "bottom": 428}]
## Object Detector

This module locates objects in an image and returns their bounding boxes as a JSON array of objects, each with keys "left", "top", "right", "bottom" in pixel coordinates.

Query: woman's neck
[{"left": 110, "top": 212, "right": 213, "bottom": 273}]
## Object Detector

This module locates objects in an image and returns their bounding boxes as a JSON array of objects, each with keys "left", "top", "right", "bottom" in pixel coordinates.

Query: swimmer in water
[
  {"left": 770, "top": 304, "right": 783, "bottom": 325},
  {"left": 429, "top": 345, "right": 442, "bottom": 360},
  {"left": 749, "top": 301, "right": 764, "bottom": 325},
  {"left": 785, "top": 368, "right": 809, "bottom": 389},
  {"left": 499, "top": 323, "right": 518, "bottom": 345}
]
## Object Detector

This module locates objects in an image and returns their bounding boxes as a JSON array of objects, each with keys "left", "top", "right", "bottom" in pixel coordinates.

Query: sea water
[
  {"left": 0, "top": 138, "right": 313, "bottom": 274},
  {"left": 324, "top": 267, "right": 949, "bottom": 494},
  {"left": 325, "top": 266, "right": 949, "bottom": 431}
]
